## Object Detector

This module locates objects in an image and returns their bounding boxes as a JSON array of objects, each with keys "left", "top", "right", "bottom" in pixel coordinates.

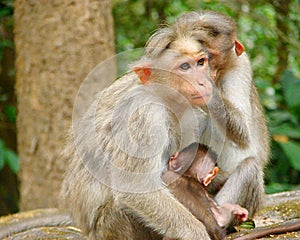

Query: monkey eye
[
  {"left": 179, "top": 62, "right": 191, "bottom": 70},
  {"left": 197, "top": 58, "right": 205, "bottom": 66}
]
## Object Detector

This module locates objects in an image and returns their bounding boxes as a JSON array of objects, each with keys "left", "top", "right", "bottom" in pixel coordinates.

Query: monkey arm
[
  {"left": 208, "top": 93, "right": 250, "bottom": 149},
  {"left": 208, "top": 54, "right": 253, "bottom": 149},
  {"left": 214, "top": 157, "right": 264, "bottom": 218},
  {"left": 221, "top": 96, "right": 250, "bottom": 148},
  {"left": 115, "top": 188, "right": 210, "bottom": 240}
]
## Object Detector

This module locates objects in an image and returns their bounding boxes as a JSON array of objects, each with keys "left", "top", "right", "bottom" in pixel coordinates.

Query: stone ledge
[{"left": 0, "top": 191, "right": 299, "bottom": 239}]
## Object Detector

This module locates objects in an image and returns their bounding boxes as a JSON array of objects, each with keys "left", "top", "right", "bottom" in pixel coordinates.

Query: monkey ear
[
  {"left": 202, "top": 166, "right": 219, "bottom": 186},
  {"left": 235, "top": 40, "right": 244, "bottom": 56},
  {"left": 169, "top": 152, "right": 179, "bottom": 161},
  {"left": 133, "top": 65, "right": 152, "bottom": 84},
  {"left": 169, "top": 152, "right": 179, "bottom": 170}
]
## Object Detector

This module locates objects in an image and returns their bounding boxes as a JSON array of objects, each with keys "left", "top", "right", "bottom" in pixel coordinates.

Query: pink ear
[
  {"left": 133, "top": 66, "right": 151, "bottom": 84},
  {"left": 202, "top": 166, "right": 219, "bottom": 186},
  {"left": 169, "top": 152, "right": 179, "bottom": 170},
  {"left": 235, "top": 40, "right": 244, "bottom": 56}
]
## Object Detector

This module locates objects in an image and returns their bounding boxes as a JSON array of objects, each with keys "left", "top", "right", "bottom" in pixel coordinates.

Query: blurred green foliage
[
  {"left": 0, "top": 0, "right": 16, "bottom": 174},
  {"left": 264, "top": 70, "right": 300, "bottom": 193},
  {"left": 0, "top": 0, "right": 13, "bottom": 61},
  {"left": 112, "top": 0, "right": 300, "bottom": 193},
  {"left": 0, "top": 139, "right": 19, "bottom": 173}
]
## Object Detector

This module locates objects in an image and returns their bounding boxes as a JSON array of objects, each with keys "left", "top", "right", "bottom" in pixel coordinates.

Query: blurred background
[{"left": 0, "top": 0, "right": 299, "bottom": 216}]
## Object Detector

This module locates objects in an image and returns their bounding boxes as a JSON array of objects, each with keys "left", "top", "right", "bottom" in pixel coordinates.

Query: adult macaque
[
  {"left": 162, "top": 142, "right": 248, "bottom": 240},
  {"left": 146, "top": 10, "right": 270, "bottom": 219},
  {"left": 61, "top": 18, "right": 219, "bottom": 239}
]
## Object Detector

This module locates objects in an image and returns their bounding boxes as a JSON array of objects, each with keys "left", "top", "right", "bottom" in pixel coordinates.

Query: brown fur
[{"left": 163, "top": 143, "right": 225, "bottom": 240}]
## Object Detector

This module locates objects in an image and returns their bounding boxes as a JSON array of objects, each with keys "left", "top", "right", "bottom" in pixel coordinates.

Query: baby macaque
[{"left": 162, "top": 143, "right": 248, "bottom": 240}]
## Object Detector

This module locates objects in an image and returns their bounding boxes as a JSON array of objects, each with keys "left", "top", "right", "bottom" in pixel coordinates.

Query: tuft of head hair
[
  {"left": 176, "top": 11, "right": 237, "bottom": 52},
  {"left": 179, "top": 142, "right": 218, "bottom": 164},
  {"left": 144, "top": 10, "right": 237, "bottom": 59}
]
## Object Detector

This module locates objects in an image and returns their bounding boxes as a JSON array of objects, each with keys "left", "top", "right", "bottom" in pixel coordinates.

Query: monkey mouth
[
  {"left": 190, "top": 94, "right": 208, "bottom": 100},
  {"left": 191, "top": 95, "right": 204, "bottom": 99},
  {"left": 190, "top": 94, "right": 210, "bottom": 104}
]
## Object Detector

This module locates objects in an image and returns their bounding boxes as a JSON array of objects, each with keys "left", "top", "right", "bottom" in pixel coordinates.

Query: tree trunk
[{"left": 14, "top": 0, "right": 115, "bottom": 210}]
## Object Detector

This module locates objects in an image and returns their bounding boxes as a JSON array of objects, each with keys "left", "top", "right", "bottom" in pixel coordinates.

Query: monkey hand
[
  {"left": 222, "top": 203, "right": 248, "bottom": 224},
  {"left": 232, "top": 205, "right": 248, "bottom": 223},
  {"left": 213, "top": 203, "right": 248, "bottom": 228}
]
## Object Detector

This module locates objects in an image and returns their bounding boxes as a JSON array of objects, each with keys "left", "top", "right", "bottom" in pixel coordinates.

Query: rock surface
[
  {"left": 228, "top": 190, "right": 300, "bottom": 239},
  {"left": 0, "top": 191, "right": 299, "bottom": 239}
]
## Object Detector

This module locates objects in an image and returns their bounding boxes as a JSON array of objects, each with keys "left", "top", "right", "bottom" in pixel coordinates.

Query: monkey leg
[
  {"left": 115, "top": 190, "right": 211, "bottom": 240},
  {"left": 214, "top": 157, "right": 264, "bottom": 219},
  {"left": 93, "top": 200, "right": 162, "bottom": 240}
]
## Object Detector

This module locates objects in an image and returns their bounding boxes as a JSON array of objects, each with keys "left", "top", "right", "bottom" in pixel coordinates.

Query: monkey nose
[{"left": 194, "top": 76, "right": 205, "bottom": 86}]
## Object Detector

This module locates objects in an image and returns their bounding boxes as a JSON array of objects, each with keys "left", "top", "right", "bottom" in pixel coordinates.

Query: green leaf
[
  {"left": 277, "top": 140, "right": 300, "bottom": 171},
  {"left": 268, "top": 110, "right": 298, "bottom": 126},
  {"left": 4, "top": 105, "right": 16, "bottom": 122},
  {"left": 0, "top": 140, "right": 5, "bottom": 170},
  {"left": 281, "top": 71, "right": 300, "bottom": 109},
  {"left": 271, "top": 125, "right": 300, "bottom": 139},
  {"left": 240, "top": 220, "right": 255, "bottom": 229},
  {"left": 4, "top": 149, "right": 19, "bottom": 173},
  {"left": 0, "top": 39, "right": 14, "bottom": 49},
  {"left": 265, "top": 182, "right": 297, "bottom": 194},
  {"left": 0, "top": 9, "right": 10, "bottom": 17}
]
